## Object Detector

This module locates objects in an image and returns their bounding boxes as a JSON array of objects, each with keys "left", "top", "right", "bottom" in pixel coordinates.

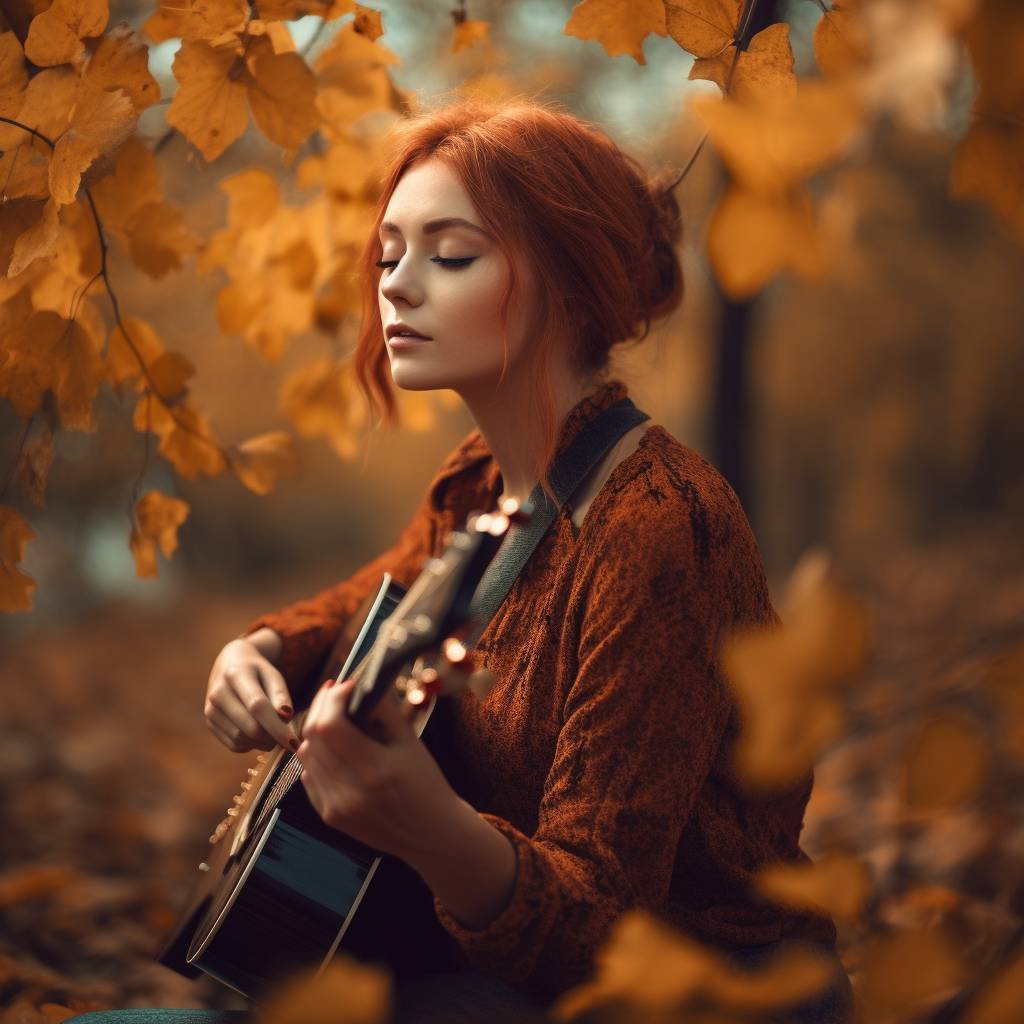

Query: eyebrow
[{"left": 379, "top": 216, "right": 490, "bottom": 239}]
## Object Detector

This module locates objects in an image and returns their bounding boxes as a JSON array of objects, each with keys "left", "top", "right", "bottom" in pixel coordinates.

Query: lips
[{"left": 386, "top": 323, "right": 432, "bottom": 340}]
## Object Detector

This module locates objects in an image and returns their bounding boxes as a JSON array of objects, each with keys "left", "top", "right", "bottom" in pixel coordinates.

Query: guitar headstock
[{"left": 345, "top": 497, "right": 528, "bottom": 726}]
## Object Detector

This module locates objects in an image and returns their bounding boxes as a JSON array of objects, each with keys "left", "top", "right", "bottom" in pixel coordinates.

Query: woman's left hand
[{"left": 296, "top": 676, "right": 459, "bottom": 863}]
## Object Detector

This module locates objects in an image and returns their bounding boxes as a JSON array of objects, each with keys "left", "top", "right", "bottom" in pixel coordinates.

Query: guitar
[{"left": 157, "top": 503, "right": 523, "bottom": 1000}]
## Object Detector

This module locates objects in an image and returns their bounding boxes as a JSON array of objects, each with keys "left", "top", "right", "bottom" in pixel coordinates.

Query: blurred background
[{"left": 1, "top": 0, "right": 1023, "bottom": 1019}]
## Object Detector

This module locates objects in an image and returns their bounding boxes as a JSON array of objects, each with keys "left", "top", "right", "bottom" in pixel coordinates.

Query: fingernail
[
  {"left": 278, "top": 704, "right": 293, "bottom": 718},
  {"left": 289, "top": 737, "right": 300, "bottom": 752},
  {"left": 322, "top": 678, "right": 336, "bottom": 689}
]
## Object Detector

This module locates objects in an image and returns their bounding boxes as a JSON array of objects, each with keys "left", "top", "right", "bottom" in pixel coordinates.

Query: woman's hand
[
  {"left": 296, "top": 677, "right": 460, "bottom": 862},
  {"left": 204, "top": 629, "right": 300, "bottom": 753}
]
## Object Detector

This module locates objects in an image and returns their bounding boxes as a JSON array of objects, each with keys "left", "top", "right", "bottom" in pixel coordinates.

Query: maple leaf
[
  {"left": 664, "top": 0, "right": 743, "bottom": 59},
  {"left": 564, "top": 0, "right": 667, "bottom": 65},
  {"left": 229, "top": 430, "right": 299, "bottom": 495},
  {"left": 130, "top": 489, "right": 190, "bottom": 579},
  {"left": 49, "top": 84, "right": 137, "bottom": 205},
  {"left": 24, "top": 0, "right": 109, "bottom": 67},
  {"left": 16, "top": 425, "right": 56, "bottom": 509},
  {"left": 689, "top": 22, "right": 797, "bottom": 103},
  {"left": 0, "top": 505, "right": 36, "bottom": 613}
]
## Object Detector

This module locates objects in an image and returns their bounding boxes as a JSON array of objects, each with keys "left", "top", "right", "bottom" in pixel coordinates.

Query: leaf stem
[{"left": 0, "top": 416, "right": 34, "bottom": 505}]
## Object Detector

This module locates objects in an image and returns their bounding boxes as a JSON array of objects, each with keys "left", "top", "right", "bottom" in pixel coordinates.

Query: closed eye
[{"left": 375, "top": 256, "right": 477, "bottom": 270}]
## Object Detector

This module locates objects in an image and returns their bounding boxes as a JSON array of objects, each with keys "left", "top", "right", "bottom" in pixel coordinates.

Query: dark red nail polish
[
  {"left": 278, "top": 705, "right": 293, "bottom": 717},
  {"left": 289, "top": 737, "right": 300, "bottom": 752}
]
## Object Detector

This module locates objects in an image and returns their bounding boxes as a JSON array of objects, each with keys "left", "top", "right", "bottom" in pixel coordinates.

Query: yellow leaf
[
  {"left": 127, "top": 201, "right": 198, "bottom": 277},
  {"left": 689, "top": 22, "right": 797, "bottom": 102},
  {"left": 706, "top": 184, "right": 825, "bottom": 298},
  {"left": 166, "top": 39, "right": 249, "bottom": 162},
  {"left": 754, "top": 852, "right": 873, "bottom": 924},
  {"left": 90, "top": 136, "right": 164, "bottom": 231},
  {"left": 220, "top": 167, "right": 281, "bottom": 229},
  {"left": 134, "top": 398, "right": 226, "bottom": 479},
  {"left": 280, "top": 357, "right": 365, "bottom": 460},
  {"left": 24, "top": 0, "right": 109, "bottom": 67},
  {"left": 32, "top": 309, "right": 104, "bottom": 430},
  {"left": 719, "top": 549, "right": 872, "bottom": 787},
  {"left": 230, "top": 430, "right": 299, "bottom": 495},
  {"left": 564, "top": 0, "right": 667, "bottom": 65},
  {"left": 0, "top": 505, "right": 36, "bottom": 613},
  {"left": 148, "top": 351, "right": 195, "bottom": 403},
  {"left": 691, "top": 79, "right": 865, "bottom": 197},
  {"left": 901, "top": 711, "right": 990, "bottom": 812},
  {"left": 8, "top": 196, "right": 60, "bottom": 277},
  {"left": 951, "top": 116, "right": 1024, "bottom": 243},
  {"left": 813, "top": 0, "right": 870, "bottom": 77},
  {"left": 105, "top": 316, "right": 165, "bottom": 390},
  {"left": 82, "top": 23, "right": 161, "bottom": 113},
  {"left": 260, "top": 956, "right": 390, "bottom": 1024},
  {"left": 174, "top": 0, "right": 249, "bottom": 44},
  {"left": 16, "top": 424, "right": 55, "bottom": 509},
  {"left": 353, "top": 3, "right": 384, "bottom": 41},
  {"left": 665, "top": 0, "right": 742, "bottom": 59},
  {"left": 244, "top": 36, "right": 319, "bottom": 151},
  {"left": 452, "top": 18, "right": 489, "bottom": 54},
  {"left": 49, "top": 84, "right": 136, "bottom": 205},
  {"left": 130, "top": 489, "right": 190, "bottom": 579}
]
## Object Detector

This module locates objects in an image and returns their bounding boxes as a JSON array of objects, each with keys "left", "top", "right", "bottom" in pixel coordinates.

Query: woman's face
[{"left": 376, "top": 157, "right": 534, "bottom": 397}]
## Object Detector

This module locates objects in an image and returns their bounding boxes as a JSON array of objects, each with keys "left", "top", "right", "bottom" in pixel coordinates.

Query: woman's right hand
[{"left": 204, "top": 628, "right": 300, "bottom": 753}]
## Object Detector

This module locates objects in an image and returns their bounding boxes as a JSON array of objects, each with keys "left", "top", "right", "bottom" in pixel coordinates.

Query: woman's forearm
[
  {"left": 403, "top": 795, "right": 517, "bottom": 931},
  {"left": 243, "top": 626, "right": 283, "bottom": 664}
]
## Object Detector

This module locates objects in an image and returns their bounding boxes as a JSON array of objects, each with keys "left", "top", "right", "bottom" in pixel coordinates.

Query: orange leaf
[
  {"left": 31, "top": 309, "right": 104, "bottom": 430},
  {"left": 130, "top": 489, "right": 190, "bottom": 579},
  {"left": 0, "top": 505, "right": 36, "bottom": 613},
  {"left": 105, "top": 315, "right": 165, "bottom": 390},
  {"left": 166, "top": 39, "right": 249, "bottom": 162},
  {"left": 664, "top": 0, "right": 742, "bottom": 59},
  {"left": 452, "top": 19, "right": 489, "bottom": 54},
  {"left": 689, "top": 22, "right": 796, "bottom": 103},
  {"left": 901, "top": 711, "right": 991, "bottom": 812},
  {"left": 8, "top": 196, "right": 60, "bottom": 276},
  {"left": 813, "top": 0, "right": 870, "bottom": 77},
  {"left": 82, "top": 22, "right": 161, "bottom": 113},
  {"left": 754, "top": 852, "right": 873, "bottom": 924},
  {"left": 353, "top": 3, "right": 384, "bottom": 41},
  {"left": 951, "top": 116, "right": 1024, "bottom": 243},
  {"left": 16, "top": 425, "right": 55, "bottom": 509},
  {"left": 244, "top": 36, "right": 319, "bottom": 151},
  {"left": 280, "top": 357, "right": 365, "bottom": 459},
  {"left": 133, "top": 396, "right": 227, "bottom": 479},
  {"left": 259, "top": 956, "right": 390, "bottom": 1024},
  {"left": 49, "top": 84, "right": 136, "bottom": 205},
  {"left": 0, "top": 31, "right": 28, "bottom": 114},
  {"left": 24, "top": 0, "right": 109, "bottom": 67},
  {"left": 564, "top": 0, "right": 667, "bottom": 65},
  {"left": 230, "top": 430, "right": 299, "bottom": 495}
]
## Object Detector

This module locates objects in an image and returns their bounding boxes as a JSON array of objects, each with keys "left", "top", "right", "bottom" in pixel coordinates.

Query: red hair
[{"left": 353, "top": 97, "right": 684, "bottom": 497}]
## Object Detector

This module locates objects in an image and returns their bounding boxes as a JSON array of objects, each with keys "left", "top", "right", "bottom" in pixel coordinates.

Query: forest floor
[{"left": 1, "top": 536, "right": 1022, "bottom": 1022}]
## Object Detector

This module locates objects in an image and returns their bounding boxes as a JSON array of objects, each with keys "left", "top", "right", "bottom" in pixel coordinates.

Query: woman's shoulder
[{"left": 579, "top": 424, "right": 763, "bottom": 578}]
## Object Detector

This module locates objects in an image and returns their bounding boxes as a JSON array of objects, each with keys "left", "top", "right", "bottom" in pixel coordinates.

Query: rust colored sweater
[{"left": 243, "top": 380, "right": 837, "bottom": 1003}]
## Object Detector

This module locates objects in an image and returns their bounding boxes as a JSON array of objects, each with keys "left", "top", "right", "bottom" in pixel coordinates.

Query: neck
[{"left": 454, "top": 366, "right": 603, "bottom": 506}]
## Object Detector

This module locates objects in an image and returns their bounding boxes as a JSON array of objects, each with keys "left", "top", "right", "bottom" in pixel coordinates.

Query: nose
[{"left": 379, "top": 254, "right": 424, "bottom": 309}]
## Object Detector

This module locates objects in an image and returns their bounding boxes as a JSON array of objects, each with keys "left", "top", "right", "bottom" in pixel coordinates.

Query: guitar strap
[{"left": 465, "top": 395, "right": 650, "bottom": 647}]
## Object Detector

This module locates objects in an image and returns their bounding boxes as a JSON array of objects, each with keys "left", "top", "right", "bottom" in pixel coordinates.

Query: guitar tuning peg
[
  {"left": 241, "top": 781, "right": 251, "bottom": 792},
  {"left": 442, "top": 636, "right": 473, "bottom": 670},
  {"left": 247, "top": 767, "right": 259, "bottom": 777}
]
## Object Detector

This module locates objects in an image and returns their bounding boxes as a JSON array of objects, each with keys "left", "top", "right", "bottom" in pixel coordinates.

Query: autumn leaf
[
  {"left": 563, "top": 0, "right": 667, "bottom": 65},
  {"left": 755, "top": 852, "right": 873, "bottom": 924},
  {"left": 16, "top": 425, "right": 56, "bottom": 509},
  {"left": 166, "top": 38, "right": 249, "bottom": 162},
  {"left": 49, "top": 84, "right": 137, "bottom": 205},
  {"left": 229, "top": 431, "right": 299, "bottom": 495},
  {"left": 0, "top": 31, "right": 28, "bottom": 114},
  {"left": 814, "top": 0, "right": 870, "bottom": 77},
  {"left": 24, "top": 0, "right": 109, "bottom": 68},
  {"left": 130, "top": 490, "right": 190, "bottom": 579},
  {"left": 8, "top": 197, "right": 61, "bottom": 277},
  {"left": 280, "top": 357, "right": 365, "bottom": 459},
  {"left": 961, "top": 946, "right": 1024, "bottom": 1024},
  {"left": 243, "top": 36, "right": 319, "bottom": 152},
  {"left": 0, "top": 505, "right": 36, "bottom": 613},
  {"left": 452, "top": 17, "right": 489, "bottom": 54},
  {"left": 901, "top": 711, "right": 991, "bottom": 812},
  {"left": 719, "top": 549, "right": 872, "bottom": 787},
  {"left": 353, "top": 3, "right": 384, "bottom": 41},
  {"left": 145, "top": 0, "right": 249, "bottom": 46},
  {"left": 951, "top": 117, "right": 1024, "bottom": 243},
  {"left": 259, "top": 956, "right": 391, "bottom": 1024},
  {"left": 82, "top": 22, "right": 161, "bottom": 114},
  {"left": 689, "top": 22, "right": 797, "bottom": 102},
  {"left": 664, "top": 0, "right": 743, "bottom": 59}
]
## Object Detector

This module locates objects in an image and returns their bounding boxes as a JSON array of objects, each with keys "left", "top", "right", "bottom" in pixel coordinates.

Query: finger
[
  {"left": 206, "top": 708, "right": 259, "bottom": 752},
  {"left": 313, "top": 680, "right": 392, "bottom": 755},
  {"left": 256, "top": 660, "right": 295, "bottom": 720},
  {"left": 230, "top": 668, "right": 301, "bottom": 752}
]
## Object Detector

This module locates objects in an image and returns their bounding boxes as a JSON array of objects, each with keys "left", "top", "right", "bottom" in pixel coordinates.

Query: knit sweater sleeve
[
  {"left": 239, "top": 482, "right": 439, "bottom": 691},
  {"left": 432, "top": 485, "right": 743, "bottom": 1000}
]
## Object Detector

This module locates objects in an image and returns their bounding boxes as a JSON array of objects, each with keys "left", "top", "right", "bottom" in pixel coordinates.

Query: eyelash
[{"left": 375, "top": 256, "right": 476, "bottom": 271}]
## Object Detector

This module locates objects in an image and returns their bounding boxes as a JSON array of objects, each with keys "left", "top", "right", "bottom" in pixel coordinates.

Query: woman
[{"left": 69, "top": 100, "right": 852, "bottom": 1023}]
